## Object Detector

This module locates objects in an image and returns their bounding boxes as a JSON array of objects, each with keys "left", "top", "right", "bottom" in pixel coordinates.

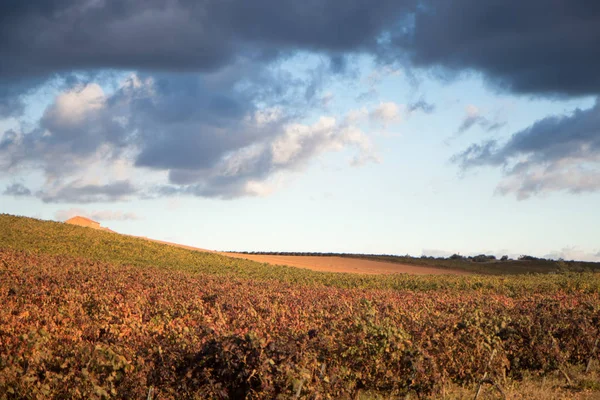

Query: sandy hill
[{"left": 65, "top": 216, "right": 114, "bottom": 232}]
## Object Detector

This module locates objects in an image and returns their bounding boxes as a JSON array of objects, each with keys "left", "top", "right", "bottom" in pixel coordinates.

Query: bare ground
[
  {"left": 131, "top": 233, "right": 467, "bottom": 275},
  {"left": 222, "top": 253, "right": 468, "bottom": 275}
]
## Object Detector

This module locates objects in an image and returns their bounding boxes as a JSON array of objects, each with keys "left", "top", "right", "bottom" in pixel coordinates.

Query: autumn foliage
[{"left": 1, "top": 246, "right": 599, "bottom": 399}]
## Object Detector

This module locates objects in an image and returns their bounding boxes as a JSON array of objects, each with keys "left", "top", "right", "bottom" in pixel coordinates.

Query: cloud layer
[
  {"left": 4, "top": 0, "right": 599, "bottom": 98},
  {"left": 1, "top": 0, "right": 600, "bottom": 201},
  {"left": 402, "top": 0, "right": 600, "bottom": 97},
  {"left": 0, "top": 0, "right": 416, "bottom": 79}
]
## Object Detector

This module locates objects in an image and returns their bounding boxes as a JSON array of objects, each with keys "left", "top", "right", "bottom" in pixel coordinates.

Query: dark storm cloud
[
  {"left": 0, "top": 0, "right": 416, "bottom": 80},
  {"left": 0, "top": 76, "right": 54, "bottom": 118},
  {"left": 2, "top": 1, "right": 599, "bottom": 99},
  {"left": 130, "top": 74, "right": 256, "bottom": 171},
  {"left": 0, "top": 83, "right": 28, "bottom": 119},
  {"left": 3, "top": 183, "right": 32, "bottom": 197},
  {"left": 399, "top": 0, "right": 600, "bottom": 97}
]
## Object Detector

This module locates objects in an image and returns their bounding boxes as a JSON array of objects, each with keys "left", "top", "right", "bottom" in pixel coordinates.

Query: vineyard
[{"left": 1, "top": 214, "right": 600, "bottom": 398}]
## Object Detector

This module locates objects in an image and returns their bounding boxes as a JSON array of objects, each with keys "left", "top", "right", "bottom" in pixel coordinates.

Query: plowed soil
[
  {"left": 222, "top": 253, "right": 468, "bottom": 275},
  {"left": 134, "top": 235, "right": 467, "bottom": 275}
]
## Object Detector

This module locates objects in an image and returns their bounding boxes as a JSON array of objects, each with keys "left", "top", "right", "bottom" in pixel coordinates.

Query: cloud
[
  {"left": 457, "top": 105, "right": 505, "bottom": 134},
  {"left": 396, "top": 1, "right": 600, "bottom": 97},
  {"left": 454, "top": 100, "right": 600, "bottom": 198},
  {"left": 55, "top": 208, "right": 140, "bottom": 222},
  {"left": 3, "top": 183, "right": 32, "bottom": 197},
  {"left": 457, "top": 105, "right": 485, "bottom": 134},
  {"left": 0, "top": 0, "right": 417, "bottom": 80},
  {"left": 0, "top": 0, "right": 415, "bottom": 204},
  {"left": 370, "top": 102, "right": 402, "bottom": 124},
  {"left": 152, "top": 116, "right": 379, "bottom": 199},
  {"left": 2, "top": 1, "right": 599, "bottom": 203},
  {"left": 1, "top": 73, "right": 380, "bottom": 202},
  {"left": 45, "top": 83, "right": 105, "bottom": 127},
  {"left": 544, "top": 247, "right": 600, "bottom": 263},
  {"left": 494, "top": 163, "right": 600, "bottom": 200},
  {"left": 421, "top": 248, "right": 453, "bottom": 258},
  {"left": 0, "top": 81, "right": 33, "bottom": 119},
  {"left": 407, "top": 100, "right": 435, "bottom": 114},
  {"left": 41, "top": 181, "right": 138, "bottom": 203},
  {"left": 0, "top": 81, "right": 132, "bottom": 179},
  {"left": 7, "top": 1, "right": 596, "bottom": 99},
  {"left": 321, "top": 92, "right": 334, "bottom": 108},
  {"left": 357, "top": 65, "right": 404, "bottom": 100}
]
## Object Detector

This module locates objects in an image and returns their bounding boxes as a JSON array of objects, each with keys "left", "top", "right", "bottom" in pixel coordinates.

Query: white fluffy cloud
[
  {"left": 496, "top": 158, "right": 600, "bottom": 200},
  {"left": 270, "top": 116, "right": 377, "bottom": 166},
  {"left": 44, "top": 84, "right": 106, "bottom": 128}
]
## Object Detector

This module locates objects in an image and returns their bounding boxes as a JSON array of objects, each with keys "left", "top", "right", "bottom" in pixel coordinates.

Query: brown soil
[
  {"left": 125, "top": 230, "right": 467, "bottom": 275},
  {"left": 222, "top": 253, "right": 468, "bottom": 275}
]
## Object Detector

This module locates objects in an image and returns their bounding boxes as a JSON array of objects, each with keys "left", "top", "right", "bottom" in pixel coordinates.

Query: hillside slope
[{"left": 2, "top": 214, "right": 600, "bottom": 293}]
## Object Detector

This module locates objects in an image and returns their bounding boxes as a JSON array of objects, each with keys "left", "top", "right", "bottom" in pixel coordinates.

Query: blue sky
[{"left": 2, "top": 1, "right": 600, "bottom": 261}]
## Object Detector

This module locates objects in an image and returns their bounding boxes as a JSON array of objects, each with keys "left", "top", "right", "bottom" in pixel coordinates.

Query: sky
[{"left": 1, "top": 0, "right": 600, "bottom": 261}]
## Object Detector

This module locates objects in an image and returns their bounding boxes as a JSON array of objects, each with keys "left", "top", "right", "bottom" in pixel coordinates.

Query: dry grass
[
  {"left": 427, "top": 365, "right": 600, "bottom": 400},
  {"left": 357, "top": 365, "right": 600, "bottom": 399}
]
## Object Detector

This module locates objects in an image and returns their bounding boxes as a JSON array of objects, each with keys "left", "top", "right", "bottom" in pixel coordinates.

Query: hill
[
  {"left": 2, "top": 213, "right": 600, "bottom": 292},
  {"left": 6, "top": 213, "right": 599, "bottom": 276},
  {"left": 1, "top": 213, "right": 600, "bottom": 399}
]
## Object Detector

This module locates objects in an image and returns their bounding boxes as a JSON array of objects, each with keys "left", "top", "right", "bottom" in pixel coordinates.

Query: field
[
  {"left": 222, "top": 253, "right": 468, "bottom": 275},
  {"left": 229, "top": 252, "right": 600, "bottom": 275},
  {"left": 1, "top": 214, "right": 600, "bottom": 399}
]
